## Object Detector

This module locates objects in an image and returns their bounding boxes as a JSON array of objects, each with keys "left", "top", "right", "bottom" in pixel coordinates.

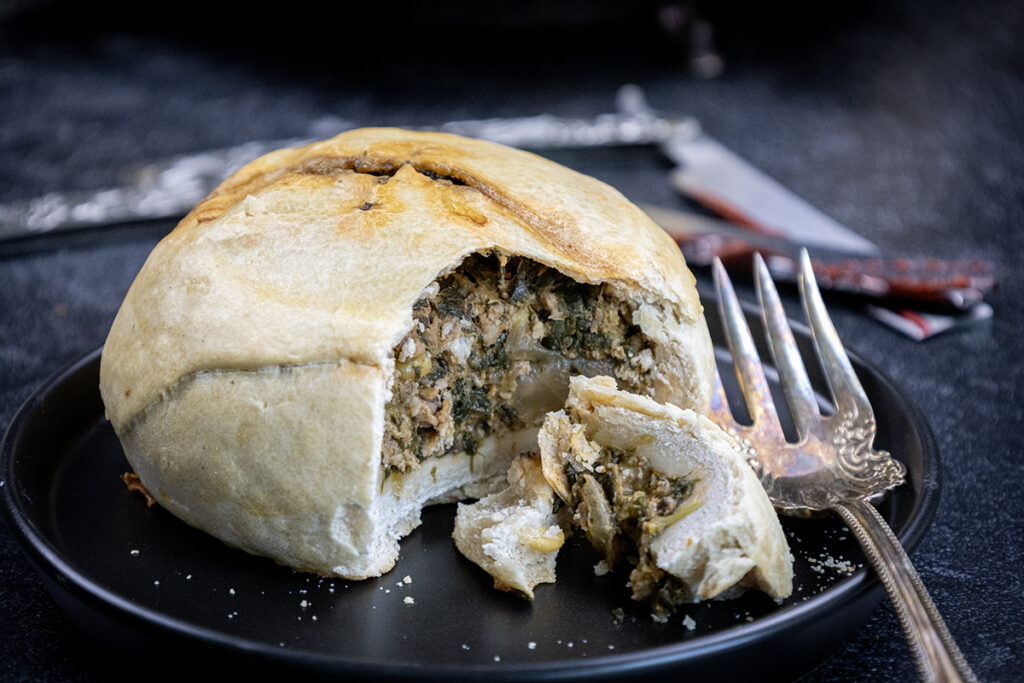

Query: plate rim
[{"left": 1, "top": 315, "right": 942, "bottom": 680}]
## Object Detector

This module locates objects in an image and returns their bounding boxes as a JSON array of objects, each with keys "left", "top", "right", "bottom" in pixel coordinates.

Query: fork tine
[
  {"left": 753, "top": 253, "right": 821, "bottom": 439},
  {"left": 712, "top": 258, "right": 783, "bottom": 437},
  {"left": 798, "top": 249, "right": 873, "bottom": 419},
  {"left": 710, "top": 366, "right": 736, "bottom": 426}
]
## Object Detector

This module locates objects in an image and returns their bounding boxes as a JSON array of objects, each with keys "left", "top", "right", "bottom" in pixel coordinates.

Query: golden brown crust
[{"left": 98, "top": 128, "right": 714, "bottom": 578}]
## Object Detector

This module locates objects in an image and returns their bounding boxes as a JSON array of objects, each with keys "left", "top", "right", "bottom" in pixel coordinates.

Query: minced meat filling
[
  {"left": 560, "top": 439, "right": 701, "bottom": 616},
  {"left": 382, "top": 252, "right": 656, "bottom": 473}
]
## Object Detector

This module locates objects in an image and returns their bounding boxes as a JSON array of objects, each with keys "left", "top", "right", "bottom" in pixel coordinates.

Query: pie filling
[
  {"left": 555, "top": 434, "right": 703, "bottom": 617},
  {"left": 382, "top": 252, "right": 657, "bottom": 474}
]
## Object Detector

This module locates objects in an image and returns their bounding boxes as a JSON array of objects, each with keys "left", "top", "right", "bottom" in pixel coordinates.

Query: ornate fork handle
[
  {"left": 712, "top": 251, "right": 976, "bottom": 681},
  {"left": 833, "top": 499, "right": 977, "bottom": 682}
]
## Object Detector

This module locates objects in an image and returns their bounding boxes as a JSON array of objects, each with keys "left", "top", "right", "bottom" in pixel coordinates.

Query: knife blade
[
  {"left": 439, "top": 110, "right": 695, "bottom": 150},
  {"left": 614, "top": 85, "right": 881, "bottom": 256},
  {"left": 641, "top": 203, "right": 996, "bottom": 311},
  {"left": 0, "top": 137, "right": 319, "bottom": 240}
]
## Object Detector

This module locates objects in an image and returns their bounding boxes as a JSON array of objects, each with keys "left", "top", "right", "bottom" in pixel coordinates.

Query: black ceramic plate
[{"left": 1, "top": 302, "right": 940, "bottom": 682}]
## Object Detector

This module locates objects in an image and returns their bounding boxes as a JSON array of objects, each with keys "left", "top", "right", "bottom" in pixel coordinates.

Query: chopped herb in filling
[
  {"left": 561, "top": 440, "right": 701, "bottom": 617},
  {"left": 382, "top": 253, "right": 657, "bottom": 473}
]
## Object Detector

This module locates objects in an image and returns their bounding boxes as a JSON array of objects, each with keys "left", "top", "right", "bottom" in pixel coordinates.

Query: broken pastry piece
[
  {"left": 541, "top": 375, "right": 793, "bottom": 614},
  {"left": 453, "top": 375, "right": 793, "bottom": 613},
  {"left": 453, "top": 455, "right": 569, "bottom": 599}
]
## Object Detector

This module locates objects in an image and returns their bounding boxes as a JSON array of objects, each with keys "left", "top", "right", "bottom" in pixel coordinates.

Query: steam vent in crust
[{"left": 99, "top": 128, "right": 716, "bottom": 580}]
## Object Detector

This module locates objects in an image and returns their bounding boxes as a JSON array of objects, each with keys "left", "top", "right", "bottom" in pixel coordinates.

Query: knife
[{"left": 641, "top": 203, "right": 996, "bottom": 312}]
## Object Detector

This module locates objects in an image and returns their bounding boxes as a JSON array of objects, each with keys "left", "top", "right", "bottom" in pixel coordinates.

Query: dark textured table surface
[{"left": 1, "top": 1, "right": 1022, "bottom": 680}]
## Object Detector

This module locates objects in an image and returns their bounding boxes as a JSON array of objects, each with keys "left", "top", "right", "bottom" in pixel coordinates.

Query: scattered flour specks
[{"left": 808, "top": 553, "right": 860, "bottom": 576}]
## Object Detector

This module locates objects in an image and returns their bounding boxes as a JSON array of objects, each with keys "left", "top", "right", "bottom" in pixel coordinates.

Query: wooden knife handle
[
  {"left": 805, "top": 255, "right": 996, "bottom": 309},
  {"left": 676, "top": 235, "right": 997, "bottom": 311}
]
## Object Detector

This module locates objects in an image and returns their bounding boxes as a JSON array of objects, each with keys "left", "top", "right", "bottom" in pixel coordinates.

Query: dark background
[{"left": 1, "top": 0, "right": 1022, "bottom": 680}]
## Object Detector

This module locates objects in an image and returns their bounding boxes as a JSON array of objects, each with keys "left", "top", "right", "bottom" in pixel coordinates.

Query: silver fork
[{"left": 711, "top": 250, "right": 976, "bottom": 683}]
